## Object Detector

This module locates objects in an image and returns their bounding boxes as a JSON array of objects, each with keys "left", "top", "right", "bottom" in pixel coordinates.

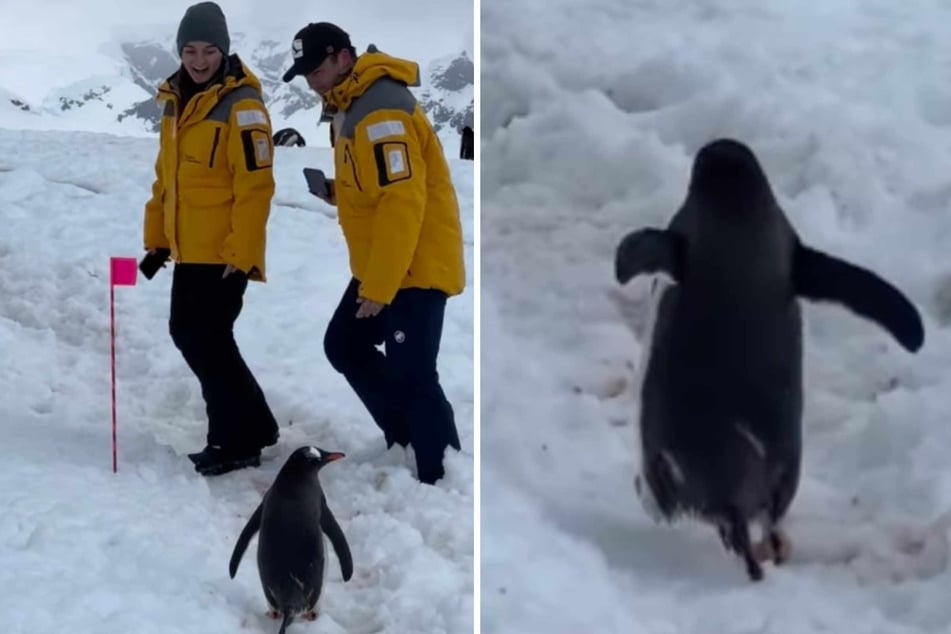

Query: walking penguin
[
  {"left": 229, "top": 446, "right": 354, "bottom": 632},
  {"left": 615, "top": 138, "right": 925, "bottom": 581}
]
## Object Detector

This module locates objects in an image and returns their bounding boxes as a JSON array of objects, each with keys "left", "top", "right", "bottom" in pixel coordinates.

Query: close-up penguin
[{"left": 614, "top": 138, "right": 925, "bottom": 581}]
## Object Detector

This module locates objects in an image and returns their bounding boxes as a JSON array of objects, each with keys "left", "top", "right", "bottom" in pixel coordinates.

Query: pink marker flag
[
  {"left": 110, "top": 257, "right": 138, "bottom": 287},
  {"left": 109, "top": 257, "right": 138, "bottom": 473}
]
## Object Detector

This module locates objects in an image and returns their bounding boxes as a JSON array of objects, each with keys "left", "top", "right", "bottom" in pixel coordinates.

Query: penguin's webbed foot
[
  {"left": 302, "top": 609, "right": 319, "bottom": 621},
  {"left": 266, "top": 608, "right": 281, "bottom": 619},
  {"left": 751, "top": 526, "right": 791, "bottom": 565},
  {"left": 769, "top": 527, "right": 792, "bottom": 564}
]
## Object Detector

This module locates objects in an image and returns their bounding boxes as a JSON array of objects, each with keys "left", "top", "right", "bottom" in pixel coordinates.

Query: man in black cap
[{"left": 283, "top": 23, "right": 467, "bottom": 485}]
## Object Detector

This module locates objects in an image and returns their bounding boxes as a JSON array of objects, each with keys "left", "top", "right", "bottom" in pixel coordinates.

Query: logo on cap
[{"left": 292, "top": 38, "right": 303, "bottom": 59}]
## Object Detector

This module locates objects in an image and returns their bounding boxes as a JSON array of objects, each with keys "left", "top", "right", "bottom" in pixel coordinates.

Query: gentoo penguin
[
  {"left": 273, "top": 127, "right": 306, "bottom": 147},
  {"left": 614, "top": 138, "right": 924, "bottom": 581},
  {"left": 229, "top": 446, "right": 354, "bottom": 632}
]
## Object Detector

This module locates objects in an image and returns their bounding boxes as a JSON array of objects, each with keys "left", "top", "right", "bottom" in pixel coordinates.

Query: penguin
[
  {"left": 273, "top": 127, "right": 306, "bottom": 147},
  {"left": 614, "top": 138, "right": 925, "bottom": 581},
  {"left": 229, "top": 446, "right": 354, "bottom": 632}
]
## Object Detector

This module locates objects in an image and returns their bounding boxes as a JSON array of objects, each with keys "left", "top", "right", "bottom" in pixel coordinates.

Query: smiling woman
[
  {"left": 141, "top": 0, "right": 282, "bottom": 477},
  {"left": 180, "top": 43, "right": 224, "bottom": 85}
]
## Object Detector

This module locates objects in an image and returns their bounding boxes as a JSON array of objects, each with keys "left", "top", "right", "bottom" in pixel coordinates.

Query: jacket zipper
[
  {"left": 344, "top": 145, "right": 362, "bottom": 191},
  {"left": 209, "top": 128, "right": 221, "bottom": 167}
]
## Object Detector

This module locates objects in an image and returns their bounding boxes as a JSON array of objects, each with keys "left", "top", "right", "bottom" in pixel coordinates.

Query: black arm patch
[
  {"left": 373, "top": 141, "right": 412, "bottom": 187},
  {"left": 240, "top": 128, "right": 272, "bottom": 172}
]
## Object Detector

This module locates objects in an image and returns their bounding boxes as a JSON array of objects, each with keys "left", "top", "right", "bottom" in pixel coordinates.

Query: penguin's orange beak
[{"left": 325, "top": 452, "right": 345, "bottom": 462}]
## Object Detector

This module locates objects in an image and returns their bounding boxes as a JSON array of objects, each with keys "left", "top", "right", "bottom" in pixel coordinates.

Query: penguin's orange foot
[
  {"left": 267, "top": 608, "right": 281, "bottom": 619},
  {"left": 751, "top": 528, "right": 792, "bottom": 564},
  {"left": 770, "top": 528, "right": 792, "bottom": 564},
  {"left": 302, "top": 609, "right": 319, "bottom": 621}
]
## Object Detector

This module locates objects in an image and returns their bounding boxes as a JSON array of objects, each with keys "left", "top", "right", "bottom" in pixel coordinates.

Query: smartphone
[
  {"left": 303, "top": 167, "right": 330, "bottom": 198},
  {"left": 139, "top": 248, "right": 170, "bottom": 280}
]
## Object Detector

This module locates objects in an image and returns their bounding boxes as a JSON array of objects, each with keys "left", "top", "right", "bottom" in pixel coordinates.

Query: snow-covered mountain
[
  {"left": 110, "top": 35, "right": 472, "bottom": 144},
  {"left": 0, "top": 29, "right": 472, "bottom": 149}
]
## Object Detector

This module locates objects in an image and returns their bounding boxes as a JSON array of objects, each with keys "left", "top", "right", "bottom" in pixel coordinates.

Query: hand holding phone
[
  {"left": 303, "top": 167, "right": 335, "bottom": 204},
  {"left": 139, "top": 248, "right": 171, "bottom": 280}
]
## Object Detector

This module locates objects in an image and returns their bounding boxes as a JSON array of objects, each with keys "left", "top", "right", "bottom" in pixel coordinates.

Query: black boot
[{"left": 188, "top": 445, "right": 261, "bottom": 476}]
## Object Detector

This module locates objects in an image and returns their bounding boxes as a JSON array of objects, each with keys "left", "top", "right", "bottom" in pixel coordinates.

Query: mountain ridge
[{"left": 0, "top": 33, "right": 472, "bottom": 149}]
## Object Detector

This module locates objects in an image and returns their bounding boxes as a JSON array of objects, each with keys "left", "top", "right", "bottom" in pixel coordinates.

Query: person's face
[
  {"left": 181, "top": 42, "right": 223, "bottom": 84},
  {"left": 305, "top": 50, "right": 352, "bottom": 95}
]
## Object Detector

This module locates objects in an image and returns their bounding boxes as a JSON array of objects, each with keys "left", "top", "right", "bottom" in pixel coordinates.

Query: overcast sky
[{"left": 0, "top": 0, "right": 473, "bottom": 68}]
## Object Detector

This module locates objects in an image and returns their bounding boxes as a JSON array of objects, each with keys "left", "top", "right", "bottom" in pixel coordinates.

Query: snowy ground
[
  {"left": 481, "top": 1, "right": 951, "bottom": 632},
  {"left": 0, "top": 130, "right": 473, "bottom": 633}
]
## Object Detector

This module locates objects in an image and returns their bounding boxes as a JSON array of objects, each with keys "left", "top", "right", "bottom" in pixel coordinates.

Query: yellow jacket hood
[{"left": 324, "top": 48, "right": 421, "bottom": 110}]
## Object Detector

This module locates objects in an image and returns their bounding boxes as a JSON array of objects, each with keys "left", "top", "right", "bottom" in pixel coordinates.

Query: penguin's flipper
[
  {"left": 321, "top": 498, "right": 353, "bottom": 581},
  {"left": 229, "top": 502, "right": 263, "bottom": 579},
  {"left": 793, "top": 243, "right": 925, "bottom": 353},
  {"left": 615, "top": 228, "right": 686, "bottom": 286}
]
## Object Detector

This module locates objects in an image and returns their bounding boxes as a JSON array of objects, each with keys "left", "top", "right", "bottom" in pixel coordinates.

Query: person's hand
[
  {"left": 140, "top": 247, "right": 170, "bottom": 280},
  {"left": 315, "top": 178, "right": 336, "bottom": 206},
  {"left": 355, "top": 296, "right": 384, "bottom": 318}
]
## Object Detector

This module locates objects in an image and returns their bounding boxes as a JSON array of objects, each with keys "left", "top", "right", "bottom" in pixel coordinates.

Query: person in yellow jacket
[
  {"left": 141, "top": 2, "right": 279, "bottom": 477},
  {"left": 282, "top": 22, "right": 466, "bottom": 485}
]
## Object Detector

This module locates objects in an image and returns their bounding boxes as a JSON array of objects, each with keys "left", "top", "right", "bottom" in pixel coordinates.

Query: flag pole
[
  {"left": 109, "top": 255, "right": 137, "bottom": 474},
  {"left": 110, "top": 278, "right": 118, "bottom": 473}
]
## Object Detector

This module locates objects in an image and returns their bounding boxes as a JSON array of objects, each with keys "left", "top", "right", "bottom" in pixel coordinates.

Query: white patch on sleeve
[
  {"left": 387, "top": 149, "right": 407, "bottom": 175},
  {"left": 366, "top": 120, "right": 406, "bottom": 142},
  {"left": 255, "top": 138, "right": 270, "bottom": 162},
  {"left": 236, "top": 109, "right": 267, "bottom": 127}
]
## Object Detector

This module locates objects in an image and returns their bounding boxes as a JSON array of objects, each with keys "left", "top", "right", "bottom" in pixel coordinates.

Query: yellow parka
[
  {"left": 143, "top": 55, "right": 275, "bottom": 282},
  {"left": 323, "top": 49, "right": 466, "bottom": 305}
]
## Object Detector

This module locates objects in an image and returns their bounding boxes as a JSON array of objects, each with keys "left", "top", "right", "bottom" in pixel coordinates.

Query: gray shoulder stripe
[
  {"left": 206, "top": 85, "right": 265, "bottom": 123},
  {"left": 339, "top": 78, "right": 417, "bottom": 140},
  {"left": 163, "top": 100, "right": 175, "bottom": 117}
]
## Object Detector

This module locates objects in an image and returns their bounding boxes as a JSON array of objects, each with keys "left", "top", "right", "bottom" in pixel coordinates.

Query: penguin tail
[
  {"left": 712, "top": 423, "right": 775, "bottom": 581},
  {"left": 277, "top": 611, "right": 294, "bottom": 634}
]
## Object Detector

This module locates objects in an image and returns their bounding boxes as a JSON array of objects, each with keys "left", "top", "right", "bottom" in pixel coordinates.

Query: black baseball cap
[{"left": 282, "top": 22, "right": 352, "bottom": 82}]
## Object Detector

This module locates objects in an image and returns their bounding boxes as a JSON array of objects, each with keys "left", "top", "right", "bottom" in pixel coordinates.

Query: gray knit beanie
[{"left": 177, "top": 2, "right": 230, "bottom": 56}]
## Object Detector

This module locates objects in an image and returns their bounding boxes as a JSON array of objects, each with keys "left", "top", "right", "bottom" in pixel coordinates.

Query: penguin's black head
[
  {"left": 288, "top": 445, "right": 345, "bottom": 470},
  {"left": 687, "top": 138, "right": 775, "bottom": 211}
]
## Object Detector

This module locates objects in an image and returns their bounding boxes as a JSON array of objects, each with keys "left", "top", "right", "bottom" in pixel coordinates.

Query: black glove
[{"left": 139, "top": 248, "right": 171, "bottom": 280}]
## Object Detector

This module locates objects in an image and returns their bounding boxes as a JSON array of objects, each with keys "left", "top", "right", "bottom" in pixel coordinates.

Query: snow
[
  {"left": 0, "top": 129, "right": 474, "bottom": 633},
  {"left": 481, "top": 0, "right": 951, "bottom": 632},
  {"left": 40, "top": 76, "right": 154, "bottom": 134},
  {"left": 0, "top": 49, "right": 127, "bottom": 106}
]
